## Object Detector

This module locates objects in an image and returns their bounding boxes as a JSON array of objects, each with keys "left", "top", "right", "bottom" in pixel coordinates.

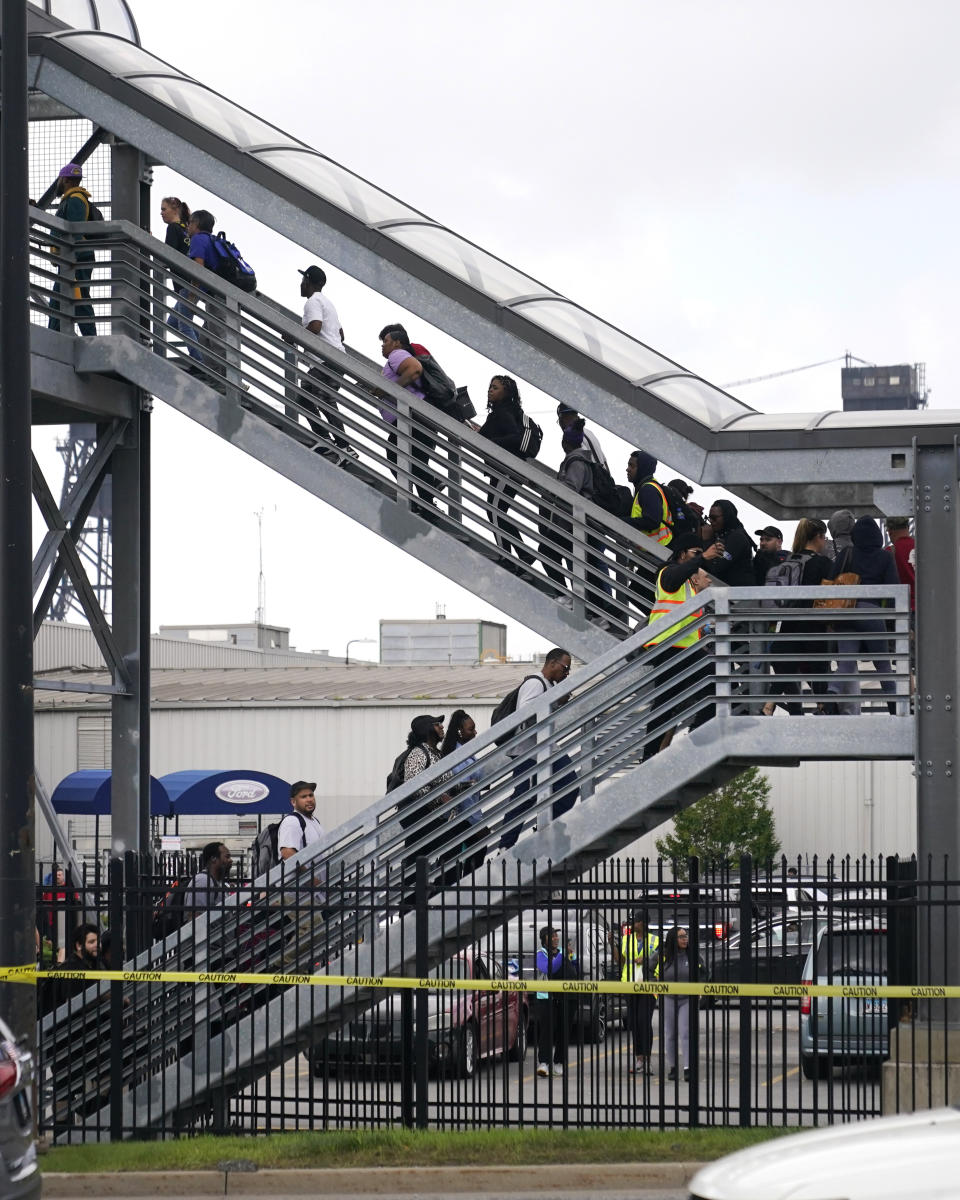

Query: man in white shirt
[
  {"left": 499, "top": 649, "right": 579, "bottom": 849},
  {"left": 278, "top": 780, "right": 325, "bottom": 861},
  {"left": 296, "top": 265, "right": 357, "bottom": 460}
]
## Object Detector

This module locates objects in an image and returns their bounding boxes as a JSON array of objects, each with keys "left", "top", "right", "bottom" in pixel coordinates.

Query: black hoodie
[
  {"left": 836, "top": 517, "right": 899, "bottom": 588},
  {"left": 703, "top": 499, "right": 755, "bottom": 586}
]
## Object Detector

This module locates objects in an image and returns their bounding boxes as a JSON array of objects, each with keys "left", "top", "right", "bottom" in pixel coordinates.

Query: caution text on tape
[{"left": 3, "top": 965, "right": 958, "bottom": 1001}]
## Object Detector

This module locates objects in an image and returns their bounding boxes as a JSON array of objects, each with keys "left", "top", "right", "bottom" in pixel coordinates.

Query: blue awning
[
  {"left": 158, "top": 770, "right": 290, "bottom": 816},
  {"left": 51, "top": 770, "right": 172, "bottom": 816}
]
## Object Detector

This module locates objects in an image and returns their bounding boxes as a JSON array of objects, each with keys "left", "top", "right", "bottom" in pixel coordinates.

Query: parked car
[
  {"left": 310, "top": 948, "right": 528, "bottom": 1078},
  {"left": 689, "top": 1105, "right": 960, "bottom": 1200},
  {"left": 799, "top": 922, "right": 888, "bottom": 1079},
  {"left": 708, "top": 916, "right": 824, "bottom": 989},
  {"left": 480, "top": 908, "right": 611, "bottom": 1043},
  {"left": 0, "top": 1015, "right": 40, "bottom": 1200}
]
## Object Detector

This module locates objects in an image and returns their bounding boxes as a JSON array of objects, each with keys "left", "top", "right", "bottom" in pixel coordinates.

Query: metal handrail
[{"left": 29, "top": 208, "right": 673, "bottom": 634}]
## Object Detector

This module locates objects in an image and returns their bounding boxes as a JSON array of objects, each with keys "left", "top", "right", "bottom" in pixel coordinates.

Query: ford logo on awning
[{"left": 214, "top": 780, "right": 271, "bottom": 805}]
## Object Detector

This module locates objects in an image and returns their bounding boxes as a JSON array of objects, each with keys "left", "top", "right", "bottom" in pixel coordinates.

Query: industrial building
[{"left": 34, "top": 621, "right": 915, "bottom": 866}]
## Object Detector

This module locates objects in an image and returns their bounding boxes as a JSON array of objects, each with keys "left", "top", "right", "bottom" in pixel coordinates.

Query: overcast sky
[{"left": 34, "top": 0, "right": 960, "bottom": 661}]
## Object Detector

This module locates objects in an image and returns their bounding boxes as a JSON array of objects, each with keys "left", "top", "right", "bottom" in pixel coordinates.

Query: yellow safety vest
[
  {"left": 619, "top": 930, "right": 660, "bottom": 982},
  {"left": 631, "top": 481, "right": 673, "bottom": 546},
  {"left": 644, "top": 569, "right": 703, "bottom": 649}
]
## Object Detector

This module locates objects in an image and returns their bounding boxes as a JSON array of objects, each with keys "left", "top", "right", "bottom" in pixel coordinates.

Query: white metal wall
[{"left": 34, "top": 704, "right": 918, "bottom": 864}]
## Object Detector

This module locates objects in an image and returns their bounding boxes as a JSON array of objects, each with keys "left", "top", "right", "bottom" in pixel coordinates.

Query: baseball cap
[
  {"left": 556, "top": 403, "right": 578, "bottom": 416},
  {"left": 755, "top": 525, "right": 784, "bottom": 540},
  {"left": 290, "top": 780, "right": 317, "bottom": 798},
  {"left": 298, "top": 265, "right": 326, "bottom": 287},
  {"left": 410, "top": 714, "right": 445, "bottom": 740},
  {"left": 58, "top": 162, "right": 83, "bottom": 180}
]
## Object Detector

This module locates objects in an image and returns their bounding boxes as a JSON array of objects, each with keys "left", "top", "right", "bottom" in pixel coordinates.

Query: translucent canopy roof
[
  {"left": 32, "top": 0, "right": 138, "bottom": 43},
  {"left": 44, "top": 28, "right": 754, "bottom": 432}
]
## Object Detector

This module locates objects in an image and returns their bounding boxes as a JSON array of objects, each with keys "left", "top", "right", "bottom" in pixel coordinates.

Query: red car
[{"left": 311, "top": 948, "right": 528, "bottom": 1078}]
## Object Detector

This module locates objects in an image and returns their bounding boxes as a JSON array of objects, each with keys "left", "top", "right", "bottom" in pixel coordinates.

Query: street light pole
[{"left": 345, "top": 638, "right": 376, "bottom": 666}]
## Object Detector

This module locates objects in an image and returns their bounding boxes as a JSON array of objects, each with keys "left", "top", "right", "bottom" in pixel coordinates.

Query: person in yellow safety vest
[
  {"left": 627, "top": 450, "right": 674, "bottom": 548},
  {"left": 613, "top": 910, "right": 661, "bottom": 1076},
  {"left": 641, "top": 533, "right": 723, "bottom": 762}
]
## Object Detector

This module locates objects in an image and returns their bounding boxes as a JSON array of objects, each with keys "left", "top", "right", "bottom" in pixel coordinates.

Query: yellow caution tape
[{"left": 3, "top": 964, "right": 958, "bottom": 1000}]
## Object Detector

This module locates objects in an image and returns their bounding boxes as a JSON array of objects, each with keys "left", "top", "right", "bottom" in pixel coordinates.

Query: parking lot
[{"left": 233, "top": 1001, "right": 884, "bottom": 1131}]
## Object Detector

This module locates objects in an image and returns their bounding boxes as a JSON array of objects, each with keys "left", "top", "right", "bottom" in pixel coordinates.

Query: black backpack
[
  {"left": 415, "top": 353, "right": 461, "bottom": 417},
  {"left": 211, "top": 230, "right": 257, "bottom": 293},
  {"left": 151, "top": 874, "right": 195, "bottom": 941},
  {"left": 518, "top": 413, "right": 543, "bottom": 459},
  {"left": 587, "top": 459, "right": 625, "bottom": 516},
  {"left": 490, "top": 674, "right": 548, "bottom": 743},
  {"left": 249, "top": 812, "right": 306, "bottom": 876},
  {"left": 386, "top": 747, "right": 416, "bottom": 793}
]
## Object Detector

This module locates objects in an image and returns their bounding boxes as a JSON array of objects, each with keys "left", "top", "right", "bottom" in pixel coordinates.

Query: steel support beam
[
  {"left": 0, "top": 0, "right": 36, "bottom": 1042},
  {"left": 108, "top": 144, "right": 150, "bottom": 857},
  {"left": 914, "top": 437, "right": 960, "bottom": 1020}
]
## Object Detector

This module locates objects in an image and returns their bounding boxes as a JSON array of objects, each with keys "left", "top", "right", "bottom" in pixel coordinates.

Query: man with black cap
[
  {"left": 642, "top": 533, "right": 723, "bottom": 760},
  {"left": 296, "top": 265, "right": 357, "bottom": 460},
  {"left": 753, "top": 525, "right": 788, "bottom": 585},
  {"left": 278, "top": 780, "right": 325, "bottom": 861},
  {"left": 557, "top": 405, "right": 609, "bottom": 470},
  {"left": 48, "top": 162, "right": 98, "bottom": 337}
]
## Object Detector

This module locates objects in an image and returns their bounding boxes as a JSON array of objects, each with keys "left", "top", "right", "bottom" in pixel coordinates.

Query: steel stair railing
[
  {"left": 28, "top": 208, "right": 675, "bottom": 649},
  {"left": 38, "top": 585, "right": 914, "bottom": 1137}
]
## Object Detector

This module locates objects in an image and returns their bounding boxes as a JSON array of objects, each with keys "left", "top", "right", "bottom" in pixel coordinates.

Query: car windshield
[{"left": 815, "top": 932, "right": 887, "bottom": 977}]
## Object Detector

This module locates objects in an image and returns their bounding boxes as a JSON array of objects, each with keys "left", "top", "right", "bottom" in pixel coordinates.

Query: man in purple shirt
[{"left": 379, "top": 323, "right": 443, "bottom": 513}]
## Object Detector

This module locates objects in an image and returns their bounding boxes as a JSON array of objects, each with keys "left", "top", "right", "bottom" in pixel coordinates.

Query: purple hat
[{"left": 58, "top": 163, "right": 83, "bottom": 180}]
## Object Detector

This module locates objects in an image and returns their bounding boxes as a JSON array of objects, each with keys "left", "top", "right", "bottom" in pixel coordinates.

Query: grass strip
[{"left": 43, "top": 1126, "right": 794, "bottom": 1174}]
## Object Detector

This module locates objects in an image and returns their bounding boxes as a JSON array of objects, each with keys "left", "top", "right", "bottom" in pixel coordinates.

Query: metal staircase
[
  {"left": 29, "top": 207, "right": 674, "bottom": 658},
  {"left": 37, "top": 585, "right": 913, "bottom": 1137}
]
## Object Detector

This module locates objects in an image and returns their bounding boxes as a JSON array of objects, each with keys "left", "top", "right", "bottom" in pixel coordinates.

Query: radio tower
[{"left": 48, "top": 424, "right": 112, "bottom": 622}]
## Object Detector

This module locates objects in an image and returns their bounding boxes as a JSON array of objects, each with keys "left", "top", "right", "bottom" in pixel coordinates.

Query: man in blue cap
[{"left": 48, "top": 163, "right": 98, "bottom": 337}]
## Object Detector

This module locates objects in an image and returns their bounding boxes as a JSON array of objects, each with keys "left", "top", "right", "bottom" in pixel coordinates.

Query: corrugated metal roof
[
  {"left": 35, "top": 621, "right": 337, "bottom": 672},
  {"left": 34, "top": 663, "right": 541, "bottom": 707}
]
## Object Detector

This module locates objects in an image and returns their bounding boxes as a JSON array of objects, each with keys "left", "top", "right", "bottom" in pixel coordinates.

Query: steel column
[
  {"left": 914, "top": 438, "right": 960, "bottom": 1018},
  {"left": 109, "top": 412, "right": 150, "bottom": 856},
  {"left": 0, "top": 0, "right": 36, "bottom": 1041},
  {"left": 108, "top": 145, "right": 150, "bottom": 859}
]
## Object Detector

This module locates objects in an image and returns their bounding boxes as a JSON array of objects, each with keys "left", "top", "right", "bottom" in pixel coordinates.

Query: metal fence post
[
  {"left": 414, "top": 857, "right": 429, "bottom": 1130},
  {"left": 688, "top": 855, "right": 700, "bottom": 1127},
  {"left": 400, "top": 989, "right": 414, "bottom": 1128},
  {"left": 109, "top": 855, "right": 125, "bottom": 1140},
  {"left": 738, "top": 854, "right": 753, "bottom": 1127}
]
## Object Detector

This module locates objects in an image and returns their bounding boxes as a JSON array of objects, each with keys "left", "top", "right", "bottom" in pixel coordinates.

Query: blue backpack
[{"left": 211, "top": 230, "right": 257, "bottom": 293}]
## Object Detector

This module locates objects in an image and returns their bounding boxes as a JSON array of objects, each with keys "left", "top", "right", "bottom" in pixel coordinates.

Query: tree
[{"left": 655, "top": 767, "right": 780, "bottom": 868}]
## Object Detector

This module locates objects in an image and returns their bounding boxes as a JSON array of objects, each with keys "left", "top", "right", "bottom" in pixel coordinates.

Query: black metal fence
[{"left": 35, "top": 852, "right": 953, "bottom": 1142}]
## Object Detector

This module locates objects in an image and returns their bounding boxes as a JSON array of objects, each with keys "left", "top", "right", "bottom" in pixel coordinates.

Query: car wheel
[
  {"left": 458, "top": 1021, "right": 478, "bottom": 1079},
  {"left": 587, "top": 997, "right": 606, "bottom": 1044},
  {"left": 509, "top": 1008, "right": 528, "bottom": 1062},
  {"left": 801, "top": 1054, "right": 820, "bottom": 1081}
]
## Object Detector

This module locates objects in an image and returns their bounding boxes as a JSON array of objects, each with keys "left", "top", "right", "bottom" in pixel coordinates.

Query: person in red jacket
[{"left": 886, "top": 517, "right": 915, "bottom": 614}]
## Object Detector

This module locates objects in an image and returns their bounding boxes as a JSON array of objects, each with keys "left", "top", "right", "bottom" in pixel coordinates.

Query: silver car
[
  {"left": 799, "top": 923, "right": 888, "bottom": 1079},
  {"left": 0, "top": 1015, "right": 40, "bottom": 1199}
]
